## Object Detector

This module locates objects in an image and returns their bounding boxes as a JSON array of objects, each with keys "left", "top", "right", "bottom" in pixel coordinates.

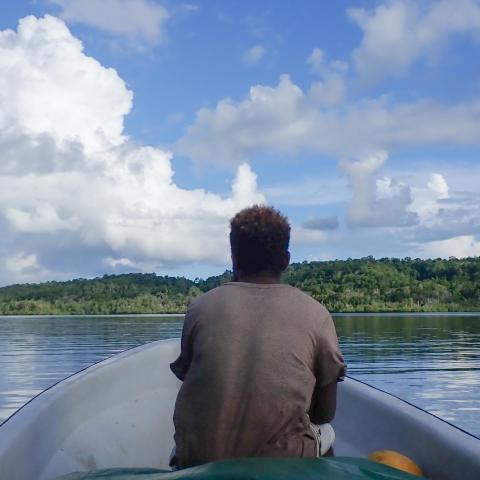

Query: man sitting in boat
[{"left": 170, "top": 205, "right": 346, "bottom": 469}]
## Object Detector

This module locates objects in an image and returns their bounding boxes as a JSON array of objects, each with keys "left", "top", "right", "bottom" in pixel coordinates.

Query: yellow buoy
[{"left": 368, "top": 450, "right": 424, "bottom": 477}]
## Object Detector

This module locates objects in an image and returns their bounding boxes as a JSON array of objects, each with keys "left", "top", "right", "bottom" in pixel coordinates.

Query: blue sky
[{"left": 0, "top": 0, "right": 480, "bottom": 285}]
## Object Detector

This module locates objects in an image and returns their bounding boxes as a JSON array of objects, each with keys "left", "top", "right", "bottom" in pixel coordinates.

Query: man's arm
[
  {"left": 170, "top": 304, "right": 197, "bottom": 381},
  {"left": 310, "top": 308, "right": 346, "bottom": 423},
  {"left": 309, "top": 380, "right": 337, "bottom": 424}
]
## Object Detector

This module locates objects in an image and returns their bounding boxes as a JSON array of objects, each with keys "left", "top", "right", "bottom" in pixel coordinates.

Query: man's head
[{"left": 230, "top": 205, "right": 290, "bottom": 278}]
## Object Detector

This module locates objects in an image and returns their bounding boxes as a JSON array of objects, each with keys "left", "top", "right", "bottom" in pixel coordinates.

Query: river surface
[{"left": 0, "top": 314, "right": 479, "bottom": 438}]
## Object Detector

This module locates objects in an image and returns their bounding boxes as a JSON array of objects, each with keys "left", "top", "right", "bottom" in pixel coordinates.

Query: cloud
[
  {"left": 307, "top": 48, "right": 348, "bottom": 76},
  {"left": 293, "top": 212, "right": 341, "bottom": 248},
  {"left": 0, "top": 15, "right": 132, "bottom": 154},
  {"left": 262, "top": 177, "right": 347, "bottom": 207},
  {"left": 306, "top": 48, "right": 348, "bottom": 107},
  {"left": 421, "top": 235, "right": 480, "bottom": 258},
  {"left": 427, "top": 173, "right": 449, "bottom": 199},
  {"left": 179, "top": 4, "right": 200, "bottom": 14},
  {"left": 50, "top": 0, "right": 169, "bottom": 48},
  {"left": 177, "top": 74, "right": 480, "bottom": 165},
  {"left": 103, "top": 256, "right": 137, "bottom": 269},
  {"left": 411, "top": 173, "right": 480, "bottom": 242},
  {"left": 243, "top": 45, "right": 266, "bottom": 66},
  {"left": 5, "top": 203, "right": 81, "bottom": 233},
  {"left": 177, "top": 69, "right": 479, "bottom": 237},
  {"left": 308, "top": 74, "right": 346, "bottom": 107},
  {"left": 361, "top": 169, "right": 480, "bottom": 255},
  {"left": 415, "top": 206, "right": 480, "bottom": 242},
  {"left": 177, "top": 75, "right": 309, "bottom": 165},
  {"left": 410, "top": 173, "right": 450, "bottom": 221},
  {"left": 5, "top": 252, "right": 49, "bottom": 283},
  {"left": 348, "top": 0, "right": 480, "bottom": 83},
  {"left": 302, "top": 216, "right": 339, "bottom": 231},
  {"left": 167, "top": 112, "right": 184, "bottom": 125},
  {"left": 306, "top": 47, "right": 325, "bottom": 74},
  {"left": 291, "top": 227, "right": 327, "bottom": 245},
  {"left": 340, "top": 151, "right": 418, "bottom": 227},
  {"left": 0, "top": 16, "right": 265, "bottom": 284}
]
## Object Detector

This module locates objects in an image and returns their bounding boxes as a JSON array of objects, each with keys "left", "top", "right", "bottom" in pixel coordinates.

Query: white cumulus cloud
[
  {"left": 0, "top": 15, "right": 132, "bottom": 153},
  {"left": 307, "top": 48, "right": 348, "bottom": 107},
  {"left": 409, "top": 172, "right": 451, "bottom": 223},
  {"left": 427, "top": 173, "right": 449, "bottom": 199},
  {"left": 177, "top": 74, "right": 480, "bottom": 165},
  {"left": 340, "top": 151, "right": 417, "bottom": 227},
  {"left": 348, "top": 0, "right": 480, "bottom": 83},
  {"left": 410, "top": 172, "right": 480, "bottom": 244},
  {"left": 0, "top": 16, "right": 265, "bottom": 285}
]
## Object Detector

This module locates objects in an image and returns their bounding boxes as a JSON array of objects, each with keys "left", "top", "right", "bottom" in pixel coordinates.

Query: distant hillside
[{"left": 0, "top": 257, "right": 479, "bottom": 315}]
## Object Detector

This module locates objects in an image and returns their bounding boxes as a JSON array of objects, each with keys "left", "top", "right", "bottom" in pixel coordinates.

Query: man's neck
[{"left": 234, "top": 271, "right": 282, "bottom": 284}]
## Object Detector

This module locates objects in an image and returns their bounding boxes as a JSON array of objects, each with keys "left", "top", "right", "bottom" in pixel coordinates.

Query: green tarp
[{"left": 57, "top": 457, "right": 421, "bottom": 479}]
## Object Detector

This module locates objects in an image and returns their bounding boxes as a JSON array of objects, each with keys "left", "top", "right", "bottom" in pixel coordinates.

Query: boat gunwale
[{"left": 343, "top": 376, "right": 480, "bottom": 441}]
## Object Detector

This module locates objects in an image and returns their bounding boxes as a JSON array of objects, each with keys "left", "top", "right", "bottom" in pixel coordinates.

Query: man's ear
[{"left": 282, "top": 251, "right": 290, "bottom": 270}]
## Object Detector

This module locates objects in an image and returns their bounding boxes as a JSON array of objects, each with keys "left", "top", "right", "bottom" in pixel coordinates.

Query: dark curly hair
[{"left": 230, "top": 205, "right": 290, "bottom": 275}]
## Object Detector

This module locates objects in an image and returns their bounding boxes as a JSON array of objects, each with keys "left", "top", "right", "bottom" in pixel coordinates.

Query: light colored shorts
[{"left": 308, "top": 422, "right": 335, "bottom": 456}]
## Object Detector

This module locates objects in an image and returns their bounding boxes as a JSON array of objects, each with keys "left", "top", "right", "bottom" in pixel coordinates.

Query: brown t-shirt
[{"left": 170, "top": 282, "right": 346, "bottom": 468}]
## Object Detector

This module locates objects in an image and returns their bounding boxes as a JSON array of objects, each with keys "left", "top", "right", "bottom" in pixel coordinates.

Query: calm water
[{"left": 0, "top": 314, "right": 479, "bottom": 438}]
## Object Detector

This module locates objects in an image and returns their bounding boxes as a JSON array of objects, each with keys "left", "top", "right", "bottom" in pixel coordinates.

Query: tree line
[{"left": 0, "top": 257, "right": 478, "bottom": 315}]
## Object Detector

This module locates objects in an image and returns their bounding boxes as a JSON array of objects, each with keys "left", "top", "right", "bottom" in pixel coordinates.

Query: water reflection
[
  {"left": 0, "top": 315, "right": 183, "bottom": 422},
  {"left": 335, "top": 314, "right": 480, "bottom": 435},
  {"left": 0, "top": 314, "right": 478, "bottom": 438}
]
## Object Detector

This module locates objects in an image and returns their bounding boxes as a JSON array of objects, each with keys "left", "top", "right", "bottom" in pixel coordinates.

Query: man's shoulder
[
  {"left": 286, "top": 286, "right": 330, "bottom": 316},
  {"left": 187, "top": 284, "right": 230, "bottom": 310}
]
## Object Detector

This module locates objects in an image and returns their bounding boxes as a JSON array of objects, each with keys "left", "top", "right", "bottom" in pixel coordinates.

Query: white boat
[{"left": 0, "top": 339, "right": 478, "bottom": 480}]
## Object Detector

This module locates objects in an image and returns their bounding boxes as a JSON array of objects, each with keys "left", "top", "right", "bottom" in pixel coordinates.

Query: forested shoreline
[{"left": 0, "top": 257, "right": 479, "bottom": 315}]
